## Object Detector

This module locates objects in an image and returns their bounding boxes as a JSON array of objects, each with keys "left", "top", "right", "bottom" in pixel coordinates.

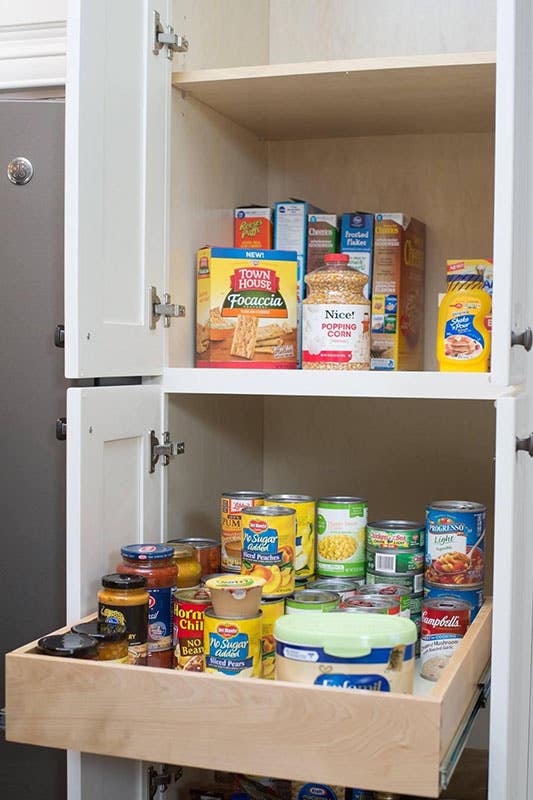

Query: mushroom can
[
  {"left": 425, "top": 501, "right": 486, "bottom": 586},
  {"left": 420, "top": 596, "right": 471, "bottom": 681},
  {"left": 317, "top": 496, "right": 367, "bottom": 578},
  {"left": 241, "top": 506, "right": 296, "bottom": 597},
  {"left": 266, "top": 494, "right": 316, "bottom": 578},
  {"left": 204, "top": 610, "right": 262, "bottom": 677},
  {"left": 221, "top": 491, "right": 265, "bottom": 572}
]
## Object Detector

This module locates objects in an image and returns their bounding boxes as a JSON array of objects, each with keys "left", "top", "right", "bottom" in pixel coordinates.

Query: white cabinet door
[
  {"left": 492, "top": 0, "right": 533, "bottom": 386},
  {"left": 66, "top": 385, "right": 164, "bottom": 800},
  {"left": 490, "top": 393, "right": 533, "bottom": 798},
  {"left": 65, "top": 0, "right": 171, "bottom": 379}
]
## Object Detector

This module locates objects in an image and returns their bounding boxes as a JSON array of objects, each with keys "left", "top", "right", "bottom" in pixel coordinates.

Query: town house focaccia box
[{"left": 196, "top": 247, "right": 298, "bottom": 369}]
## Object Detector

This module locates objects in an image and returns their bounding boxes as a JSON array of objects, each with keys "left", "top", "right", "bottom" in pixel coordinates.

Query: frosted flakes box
[
  {"left": 371, "top": 214, "right": 425, "bottom": 371},
  {"left": 196, "top": 247, "right": 298, "bottom": 369},
  {"left": 340, "top": 212, "right": 374, "bottom": 299}
]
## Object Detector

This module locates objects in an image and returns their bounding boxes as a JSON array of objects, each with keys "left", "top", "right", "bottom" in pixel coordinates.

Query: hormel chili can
[
  {"left": 173, "top": 588, "right": 212, "bottom": 671},
  {"left": 420, "top": 596, "right": 471, "bottom": 681}
]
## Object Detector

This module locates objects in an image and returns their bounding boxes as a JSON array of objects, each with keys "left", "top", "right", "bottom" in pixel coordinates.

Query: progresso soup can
[
  {"left": 267, "top": 494, "right": 316, "bottom": 578},
  {"left": 367, "top": 520, "right": 425, "bottom": 550},
  {"left": 425, "top": 501, "right": 486, "bottom": 586},
  {"left": 221, "top": 491, "right": 265, "bottom": 572},
  {"left": 424, "top": 581, "right": 484, "bottom": 621},
  {"left": 317, "top": 496, "right": 367, "bottom": 579},
  {"left": 241, "top": 506, "right": 296, "bottom": 597}
]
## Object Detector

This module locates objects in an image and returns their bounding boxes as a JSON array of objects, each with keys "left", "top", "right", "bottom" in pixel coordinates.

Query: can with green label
[
  {"left": 317, "top": 496, "right": 367, "bottom": 578},
  {"left": 366, "top": 546, "right": 425, "bottom": 575}
]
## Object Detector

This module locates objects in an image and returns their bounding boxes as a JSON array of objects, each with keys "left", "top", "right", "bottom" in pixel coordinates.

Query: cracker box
[
  {"left": 306, "top": 214, "right": 339, "bottom": 275},
  {"left": 370, "top": 214, "right": 426, "bottom": 371},
  {"left": 196, "top": 247, "right": 298, "bottom": 369},
  {"left": 234, "top": 206, "right": 273, "bottom": 249},
  {"left": 340, "top": 212, "right": 374, "bottom": 299}
]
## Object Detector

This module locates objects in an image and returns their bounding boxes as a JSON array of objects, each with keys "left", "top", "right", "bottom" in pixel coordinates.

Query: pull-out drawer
[{"left": 5, "top": 601, "right": 492, "bottom": 798}]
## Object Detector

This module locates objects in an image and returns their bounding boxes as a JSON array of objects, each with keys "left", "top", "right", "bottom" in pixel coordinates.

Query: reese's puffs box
[
  {"left": 196, "top": 247, "right": 298, "bottom": 369},
  {"left": 234, "top": 207, "right": 273, "bottom": 249}
]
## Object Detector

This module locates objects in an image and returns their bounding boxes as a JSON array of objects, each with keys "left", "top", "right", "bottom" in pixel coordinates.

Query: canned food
[
  {"left": 356, "top": 583, "right": 411, "bottom": 615},
  {"left": 261, "top": 597, "right": 285, "bottom": 679},
  {"left": 285, "top": 589, "right": 340, "bottom": 614},
  {"left": 339, "top": 596, "right": 400, "bottom": 615},
  {"left": 420, "top": 596, "right": 471, "bottom": 681},
  {"left": 317, "top": 496, "right": 367, "bottom": 578},
  {"left": 173, "top": 588, "right": 212, "bottom": 671},
  {"left": 366, "top": 569, "right": 424, "bottom": 595},
  {"left": 204, "top": 609, "right": 262, "bottom": 677},
  {"left": 424, "top": 581, "right": 484, "bottom": 620},
  {"left": 367, "top": 520, "right": 425, "bottom": 550},
  {"left": 425, "top": 501, "right": 486, "bottom": 586},
  {"left": 241, "top": 506, "right": 296, "bottom": 597},
  {"left": 294, "top": 576, "right": 309, "bottom": 592},
  {"left": 201, "top": 572, "right": 225, "bottom": 585},
  {"left": 169, "top": 537, "right": 221, "bottom": 577},
  {"left": 221, "top": 491, "right": 265, "bottom": 572},
  {"left": 366, "top": 546, "right": 425, "bottom": 575},
  {"left": 312, "top": 578, "right": 360, "bottom": 601},
  {"left": 267, "top": 494, "right": 316, "bottom": 578}
]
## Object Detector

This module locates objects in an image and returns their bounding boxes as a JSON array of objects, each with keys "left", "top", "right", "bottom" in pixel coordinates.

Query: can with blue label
[
  {"left": 425, "top": 500, "right": 485, "bottom": 587},
  {"left": 424, "top": 581, "right": 484, "bottom": 620}
]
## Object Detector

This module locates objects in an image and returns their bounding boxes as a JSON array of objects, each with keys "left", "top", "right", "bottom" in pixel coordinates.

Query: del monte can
[{"left": 241, "top": 505, "right": 296, "bottom": 597}]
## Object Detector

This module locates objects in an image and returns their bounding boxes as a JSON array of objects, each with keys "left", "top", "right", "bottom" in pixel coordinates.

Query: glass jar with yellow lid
[{"left": 167, "top": 541, "right": 202, "bottom": 588}]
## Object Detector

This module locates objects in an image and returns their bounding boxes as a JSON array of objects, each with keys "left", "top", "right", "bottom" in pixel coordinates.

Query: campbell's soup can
[
  {"left": 173, "top": 588, "right": 211, "bottom": 671},
  {"left": 221, "top": 491, "right": 264, "bottom": 572},
  {"left": 339, "top": 596, "right": 400, "bottom": 615},
  {"left": 367, "top": 520, "right": 425, "bottom": 550},
  {"left": 241, "top": 506, "right": 296, "bottom": 597},
  {"left": 356, "top": 583, "right": 411, "bottom": 616},
  {"left": 366, "top": 546, "right": 425, "bottom": 575},
  {"left": 312, "top": 577, "right": 360, "bottom": 601},
  {"left": 260, "top": 597, "right": 285, "bottom": 679},
  {"left": 267, "top": 494, "right": 316, "bottom": 578},
  {"left": 317, "top": 496, "right": 367, "bottom": 579},
  {"left": 424, "top": 581, "right": 484, "bottom": 621},
  {"left": 425, "top": 501, "right": 485, "bottom": 587},
  {"left": 420, "top": 596, "right": 471, "bottom": 681},
  {"left": 204, "top": 610, "right": 262, "bottom": 677}
]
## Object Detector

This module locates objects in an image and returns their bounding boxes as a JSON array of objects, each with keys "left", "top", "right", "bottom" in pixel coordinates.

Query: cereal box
[
  {"left": 234, "top": 206, "right": 273, "bottom": 249},
  {"left": 340, "top": 212, "right": 374, "bottom": 299},
  {"left": 196, "top": 247, "right": 298, "bottom": 369},
  {"left": 306, "top": 214, "right": 339, "bottom": 275},
  {"left": 370, "top": 214, "right": 426, "bottom": 371},
  {"left": 447, "top": 259, "right": 493, "bottom": 295}
]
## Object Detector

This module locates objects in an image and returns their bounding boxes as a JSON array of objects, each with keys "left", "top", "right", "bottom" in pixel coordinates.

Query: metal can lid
[
  {"left": 101, "top": 572, "right": 147, "bottom": 590},
  {"left": 428, "top": 500, "right": 486, "bottom": 513},
  {"left": 267, "top": 494, "right": 315, "bottom": 502},
  {"left": 357, "top": 583, "right": 410, "bottom": 597},
  {"left": 286, "top": 589, "right": 340, "bottom": 605},
  {"left": 174, "top": 587, "right": 212, "bottom": 603},
  {"left": 241, "top": 505, "right": 295, "bottom": 516},
  {"left": 367, "top": 520, "right": 424, "bottom": 531},
  {"left": 222, "top": 491, "right": 265, "bottom": 499},
  {"left": 312, "top": 578, "right": 359, "bottom": 591},
  {"left": 121, "top": 543, "right": 173, "bottom": 561},
  {"left": 342, "top": 596, "right": 398, "bottom": 609},
  {"left": 423, "top": 596, "right": 472, "bottom": 612},
  {"left": 318, "top": 496, "right": 367, "bottom": 504}
]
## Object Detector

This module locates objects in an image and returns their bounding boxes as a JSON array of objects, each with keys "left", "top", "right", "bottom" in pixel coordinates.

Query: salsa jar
[
  {"left": 117, "top": 544, "right": 177, "bottom": 669},
  {"left": 166, "top": 541, "right": 202, "bottom": 589},
  {"left": 37, "top": 633, "right": 98, "bottom": 660},
  {"left": 71, "top": 620, "right": 129, "bottom": 662},
  {"left": 98, "top": 573, "right": 149, "bottom": 665}
]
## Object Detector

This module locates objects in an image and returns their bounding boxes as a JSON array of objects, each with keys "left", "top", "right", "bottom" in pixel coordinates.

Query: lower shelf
[{"left": 5, "top": 601, "right": 492, "bottom": 798}]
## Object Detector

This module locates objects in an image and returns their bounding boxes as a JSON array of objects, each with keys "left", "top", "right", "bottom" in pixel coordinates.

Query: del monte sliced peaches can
[{"left": 241, "top": 505, "right": 296, "bottom": 597}]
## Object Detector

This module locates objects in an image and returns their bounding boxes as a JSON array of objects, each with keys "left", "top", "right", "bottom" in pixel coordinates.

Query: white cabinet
[{"left": 6, "top": 1, "right": 533, "bottom": 799}]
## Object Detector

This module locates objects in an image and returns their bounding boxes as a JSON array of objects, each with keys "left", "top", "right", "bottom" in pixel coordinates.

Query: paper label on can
[
  {"left": 241, "top": 513, "right": 295, "bottom": 596},
  {"left": 205, "top": 619, "right": 260, "bottom": 677},
  {"left": 147, "top": 587, "right": 172, "bottom": 652},
  {"left": 317, "top": 501, "right": 367, "bottom": 577},
  {"left": 425, "top": 507, "right": 485, "bottom": 585},
  {"left": 368, "top": 549, "right": 425, "bottom": 574}
]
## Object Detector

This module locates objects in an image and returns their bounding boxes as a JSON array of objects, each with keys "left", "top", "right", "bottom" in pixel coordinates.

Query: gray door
[{"left": 0, "top": 100, "right": 66, "bottom": 800}]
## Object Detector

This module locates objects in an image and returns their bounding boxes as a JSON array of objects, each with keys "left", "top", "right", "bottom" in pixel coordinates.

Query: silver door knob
[
  {"left": 516, "top": 435, "right": 533, "bottom": 456},
  {"left": 7, "top": 156, "right": 33, "bottom": 185},
  {"left": 511, "top": 328, "right": 533, "bottom": 351}
]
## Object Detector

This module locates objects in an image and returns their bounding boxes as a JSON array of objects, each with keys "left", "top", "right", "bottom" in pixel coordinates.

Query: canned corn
[{"left": 317, "top": 496, "right": 367, "bottom": 578}]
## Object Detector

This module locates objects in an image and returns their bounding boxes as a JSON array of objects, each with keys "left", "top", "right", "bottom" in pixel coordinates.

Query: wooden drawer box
[{"left": 5, "top": 601, "right": 492, "bottom": 798}]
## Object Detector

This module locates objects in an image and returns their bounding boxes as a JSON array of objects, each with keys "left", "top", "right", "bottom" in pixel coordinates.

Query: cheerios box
[{"left": 196, "top": 247, "right": 298, "bottom": 369}]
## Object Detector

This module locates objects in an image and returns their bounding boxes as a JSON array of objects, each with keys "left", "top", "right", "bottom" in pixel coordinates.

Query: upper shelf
[{"left": 172, "top": 52, "right": 496, "bottom": 140}]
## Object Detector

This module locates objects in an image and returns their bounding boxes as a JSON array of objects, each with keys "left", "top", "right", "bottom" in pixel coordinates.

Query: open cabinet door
[
  {"left": 66, "top": 385, "right": 164, "bottom": 800},
  {"left": 490, "top": 393, "right": 533, "bottom": 798},
  {"left": 65, "top": 0, "right": 172, "bottom": 379}
]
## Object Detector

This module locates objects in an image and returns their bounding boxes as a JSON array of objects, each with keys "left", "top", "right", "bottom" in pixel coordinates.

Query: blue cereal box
[{"left": 340, "top": 212, "right": 374, "bottom": 299}]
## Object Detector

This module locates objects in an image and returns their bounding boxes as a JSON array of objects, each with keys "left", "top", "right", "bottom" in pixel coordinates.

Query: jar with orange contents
[
  {"left": 117, "top": 544, "right": 177, "bottom": 668},
  {"left": 166, "top": 541, "right": 202, "bottom": 589}
]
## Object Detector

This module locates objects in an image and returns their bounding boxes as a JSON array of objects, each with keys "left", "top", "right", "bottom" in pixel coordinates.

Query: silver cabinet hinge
[
  {"left": 152, "top": 10, "right": 188, "bottom": 60},
  {"left": 148, "top": 765, "right": 183, "bottom": 799},
  {"left": 150, "top": 286, "right": 185, "bottom": 330},
  {"left": 150, "top": 430, "right": 184, "bottom": 473}
]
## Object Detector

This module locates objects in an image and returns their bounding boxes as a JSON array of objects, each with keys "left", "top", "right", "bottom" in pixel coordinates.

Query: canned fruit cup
[
  {"left": 241, "top": 505, "right": 296, "bottom": 597},
  {"left": 204, "top": 610, "right": 262, "bottom": 677},
  {"left": 366, "top": 569, "right": 424, "bottom": 595},
  {"left": 338, "top": 596, "right": 400, "bottom": 615},
  {"left": 205, "top": 574, "right": 265, "bottom": 617},
  {"left": 366, "top": 546, "right": 425, "bottom": 575},
  {"left": 275, "top": 612, "right": 417, "bottom": 692},
  {"left": 367, "top": 520, "right": 425, "bottom": 550},
  {"left": 266, "top": 494, "right": 316, "bottom": 578},
  {"left": 173, "top": 588, "right": 212, "bottom": 671},
  {"left": 285, "top": 589, "right": 340, "bottom": 614},
  {"left": 425, "top": 501, "right": 486, "bottom": 586},
  {"left": 221, "top": 492, "right": 265, "bottom": 572},
  {"left": 420, "top": 596, "right": 471, "bottom": 681},
  {"left": 261, "top": 596, "right": 285, "bottom": 679},
  {"left": 424, "top": 581, "right": 484, "bottom": 620},
  {"left": 317, "top": 497, "right": 367, "bottom": 578}
]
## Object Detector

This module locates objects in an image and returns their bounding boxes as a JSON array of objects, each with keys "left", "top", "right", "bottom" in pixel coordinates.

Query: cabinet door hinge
[
  {"left": 150, "top": 286, "right": 185, "bottom": 330},
  {"left": 148, "top": 765, "right": 183, "bottom": 799},
  {"left": 150, "top": 430, "right": 184, "bottom": 473},
  {"left": 152, "top": 10, "right": 188, "bottom": 60}
]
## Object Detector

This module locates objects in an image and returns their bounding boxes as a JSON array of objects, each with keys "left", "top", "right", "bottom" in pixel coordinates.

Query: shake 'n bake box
[
  {"left": 196, "top": 247, "right": 298, "bottom": 369},
  {"left": 370, "top": 214, "right": 426, "bottom": 371}
]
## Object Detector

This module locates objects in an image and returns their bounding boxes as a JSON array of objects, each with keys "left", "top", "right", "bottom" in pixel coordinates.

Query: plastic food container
[
  {"left": 274, "top": 612, "right": 417, "bottom": 693},
  {"left": 205, "top": 574, "right": 265, "bottom": 617}
]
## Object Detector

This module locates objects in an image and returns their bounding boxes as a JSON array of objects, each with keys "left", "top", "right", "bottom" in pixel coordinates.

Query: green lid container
[{"left": 274, "top": 611, "right": 416, "bottom": 658}]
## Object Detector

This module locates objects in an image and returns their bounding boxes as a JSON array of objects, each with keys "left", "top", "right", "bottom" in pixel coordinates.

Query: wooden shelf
[
  {"left": 158, "top": 368, "right": 512, "bottom": 400},
  {"left": 172, "top": 52, "right": 496, "bottom": 140},
  {"left": 6, "top": 602, "right": 491, "bottom": 798}
]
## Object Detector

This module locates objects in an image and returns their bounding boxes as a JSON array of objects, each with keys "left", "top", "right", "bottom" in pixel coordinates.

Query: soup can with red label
[{"left": 420, "top": 596, "right": 471, "bottom": 681}]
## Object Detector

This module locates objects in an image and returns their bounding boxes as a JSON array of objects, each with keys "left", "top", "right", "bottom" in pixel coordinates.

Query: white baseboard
[{"left": 0, "top": 20, "right": 66, "bottom": 89}]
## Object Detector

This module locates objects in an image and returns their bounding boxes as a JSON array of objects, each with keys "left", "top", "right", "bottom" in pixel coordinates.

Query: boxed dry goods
[
  {"left": 447, "top": 259, "right": 493, "bottom": 295},
  {"left": 370, "top": 214, "right": 426, "bottom": 370},
  {"left": 274, "top": 199, "right": 324, "bottom": 302},
  {"left": 234, "top": 206, "right": 273, "bottom": 249},
  {"left": 196, "top": 247, "right": 298, "bottom": 368},
  {"left": 340, "top": 212, "right": 374, "bottom": 299},
  {"left": 306, "top": 214, "right": 339, "bottom": 274}
]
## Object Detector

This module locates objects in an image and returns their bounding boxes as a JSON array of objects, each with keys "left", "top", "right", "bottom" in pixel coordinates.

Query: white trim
[{"left": 0, "top": 20, "right": 66, "bottom": 89}]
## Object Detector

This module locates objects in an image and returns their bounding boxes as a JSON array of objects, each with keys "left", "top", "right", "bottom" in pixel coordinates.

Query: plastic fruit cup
[{"left": 205, "top": 575, "right": 265, "bottom": 617}]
